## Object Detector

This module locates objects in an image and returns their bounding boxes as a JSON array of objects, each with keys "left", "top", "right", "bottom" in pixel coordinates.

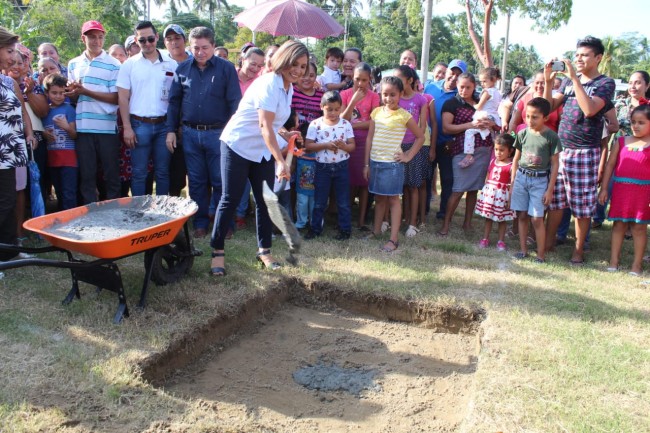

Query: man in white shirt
[{"left": 117, "top": 21, "right": 177, "bottom": 196}]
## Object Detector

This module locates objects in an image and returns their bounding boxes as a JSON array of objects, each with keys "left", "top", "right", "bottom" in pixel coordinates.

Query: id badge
[{"left": 161, "top": 71, "right": 174, "bottom": 102}]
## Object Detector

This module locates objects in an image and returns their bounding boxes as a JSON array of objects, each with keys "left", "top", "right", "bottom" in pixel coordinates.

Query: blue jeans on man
[
  {"left": 131, "top": 119, "right": 171, "bottom": 196},
  {"left": 310, "top": 160, "right": 352, "bottom": 235},
  {"left": 182, "top": 126, "right": 223, "bottom": 231},
  {"left": 427, "top": 145, "right": 453, "bottom": 218}
]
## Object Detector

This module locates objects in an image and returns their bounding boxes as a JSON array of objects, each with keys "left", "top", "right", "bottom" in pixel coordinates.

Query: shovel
[{"left": 262, "top": 135, "right": 302, "bottom": 265}]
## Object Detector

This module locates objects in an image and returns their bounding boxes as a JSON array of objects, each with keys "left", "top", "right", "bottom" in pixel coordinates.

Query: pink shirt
[
  {"left": 341, "top": 88, "right": 380, "bottom": 124},
  {"left": 237, "top": 68, "right": 257, "bottom": 95}
]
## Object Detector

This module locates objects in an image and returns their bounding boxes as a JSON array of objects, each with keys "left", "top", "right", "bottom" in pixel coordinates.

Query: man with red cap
[{"left": 66, "top": 20, "right": 121, "bottom": 204}]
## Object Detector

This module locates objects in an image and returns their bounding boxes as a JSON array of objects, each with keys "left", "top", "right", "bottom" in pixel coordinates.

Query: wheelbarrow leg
[
  {"left": 62, "top": 253, "right": 82, "bottom": 305},
  {"left": 138, "top": 248, "right": 158, "bottom": 310},
  {"left": 62, "top": 272, "right": 81, "bottom": 305},
  {"left": 112, "top": 264, "right": 130, "bottom": 324}
]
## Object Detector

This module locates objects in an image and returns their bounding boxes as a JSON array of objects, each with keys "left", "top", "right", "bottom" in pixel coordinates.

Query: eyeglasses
[{"left": 137, "top": 36, "right": 156, "bottom": 45}]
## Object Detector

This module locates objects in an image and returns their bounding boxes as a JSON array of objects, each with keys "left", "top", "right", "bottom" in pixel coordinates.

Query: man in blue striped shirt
[{"left": 66, "top": 20, "right": 121, "bottom": 204}]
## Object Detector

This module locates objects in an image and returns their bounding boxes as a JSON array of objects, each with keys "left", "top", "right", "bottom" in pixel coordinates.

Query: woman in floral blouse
[{"left": 0, "top": 26, "right": 34, "bottom": 258}]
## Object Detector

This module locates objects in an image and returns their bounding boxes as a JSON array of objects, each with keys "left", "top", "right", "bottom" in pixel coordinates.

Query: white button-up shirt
[
  {"left": 116, "top": 51, "right": 177, "bottom": 117},
  {"left": 220, "top": 72, "right": 293, "bottom": 162}
]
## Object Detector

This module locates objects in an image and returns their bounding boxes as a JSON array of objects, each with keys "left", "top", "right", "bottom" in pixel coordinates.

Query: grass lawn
[{"left": 0, "top": 196, "right": 649, "bottom": 432}]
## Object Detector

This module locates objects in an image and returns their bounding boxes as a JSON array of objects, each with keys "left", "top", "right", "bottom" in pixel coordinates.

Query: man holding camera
[{"left": 542, "top": 36, "right": 615, "bottom": 265}]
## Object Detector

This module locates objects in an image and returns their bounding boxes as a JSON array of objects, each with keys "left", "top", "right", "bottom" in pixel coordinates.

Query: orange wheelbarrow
[{"left": 0, "top": 196, "right": 201, "bottom": 323}]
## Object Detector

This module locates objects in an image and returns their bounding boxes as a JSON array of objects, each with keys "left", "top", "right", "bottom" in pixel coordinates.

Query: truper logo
[{"left": 130, "top": 229, "right": 172, "bottom": 246}]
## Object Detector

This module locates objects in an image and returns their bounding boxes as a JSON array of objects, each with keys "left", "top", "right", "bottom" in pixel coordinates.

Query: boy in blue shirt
[{"left": 42, "top": 74, "right": 78, "bottom": 210}]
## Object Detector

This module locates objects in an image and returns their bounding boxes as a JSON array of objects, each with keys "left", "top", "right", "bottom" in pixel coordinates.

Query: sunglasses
[{"left": 137, "top": 36, "right": 156, "bottom": 45}]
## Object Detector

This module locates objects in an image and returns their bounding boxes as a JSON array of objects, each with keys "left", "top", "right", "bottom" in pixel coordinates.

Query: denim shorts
[
  {"left": 368, "top": 160, "right": 404, "bottom": 196},
  {"left": 511, "top": 170, "right": 549, "bottom": 217}
]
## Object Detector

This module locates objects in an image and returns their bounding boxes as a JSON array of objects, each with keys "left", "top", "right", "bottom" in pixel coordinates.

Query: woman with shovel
[{"left": 209, "top": 40, "right": 308, "bottom": 276}]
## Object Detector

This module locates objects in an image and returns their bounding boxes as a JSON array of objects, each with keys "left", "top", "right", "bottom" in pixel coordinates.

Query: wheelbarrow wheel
[{"left": 150, "top": 230, "right": 194, "bottom": 286}]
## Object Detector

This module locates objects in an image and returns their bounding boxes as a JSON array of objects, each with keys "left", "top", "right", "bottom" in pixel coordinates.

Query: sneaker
[
  {"left": 405, "top": 225, "right": 419, "bottom": 238},
  {"left": 333, "top": 231, "right": 350, "bottom": 241},
  {"left": 380, "top": 221, "right": 390, "bottom": 233},
  {"left": 478, "top": 238, "right": 489, "bottom": 248},
  {"left": 304, "top": 230, "right": 320, "bottom": 240},
  {"left": 496, "top": 240, "right": 507, "bottom": 251},
  {"left": 458, "top": 154, "right": 475, "bottom": 169}
]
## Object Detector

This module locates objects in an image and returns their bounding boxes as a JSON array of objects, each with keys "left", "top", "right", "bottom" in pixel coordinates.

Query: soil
[{"left": 165, "top": 301, "right": 480, "bottom": 432}]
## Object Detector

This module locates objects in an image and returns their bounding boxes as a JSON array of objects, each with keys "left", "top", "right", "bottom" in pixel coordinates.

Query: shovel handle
[{"left": 278, "top": 135, "right": 297, "bottom": 189}]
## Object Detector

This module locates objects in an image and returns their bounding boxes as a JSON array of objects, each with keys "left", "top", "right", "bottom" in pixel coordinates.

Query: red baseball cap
[{"left": 81, "top": 20, "right": 105, "bottom": 35}]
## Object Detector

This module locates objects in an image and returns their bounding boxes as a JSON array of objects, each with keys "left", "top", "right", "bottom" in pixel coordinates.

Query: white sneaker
[
  {"left": 380, "top": 221, "right": 390, "bottom": 233},
  {"left": 405, "top": 225, "right": 419, "bottom": 237}
]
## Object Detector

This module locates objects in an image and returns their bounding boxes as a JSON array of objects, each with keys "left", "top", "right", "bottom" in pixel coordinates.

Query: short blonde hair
[
  {"left": 0, "top": 26, "right": 19, "bottom": 50},
  {"left": 271, "top": 40, "right": 309, "bottom": 75}
]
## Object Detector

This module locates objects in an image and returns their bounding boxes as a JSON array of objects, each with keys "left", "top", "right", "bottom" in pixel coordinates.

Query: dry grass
[{"left": 1, "top": 196, "right": 649, "bottom": 432}]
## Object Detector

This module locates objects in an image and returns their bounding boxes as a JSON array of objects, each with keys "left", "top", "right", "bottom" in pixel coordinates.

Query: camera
[{"left": 551, "top": 61, "right": 566, "bottom": 72}]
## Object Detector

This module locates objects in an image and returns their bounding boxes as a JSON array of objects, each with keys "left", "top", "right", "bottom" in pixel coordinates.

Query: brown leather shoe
[{"left": 193, "top": 228, "right": 208, "bottom": 239}]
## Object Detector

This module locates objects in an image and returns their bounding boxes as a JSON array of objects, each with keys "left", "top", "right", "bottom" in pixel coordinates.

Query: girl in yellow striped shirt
[{"left": 363, "top": 76, "right": 424, "bottom": 252}]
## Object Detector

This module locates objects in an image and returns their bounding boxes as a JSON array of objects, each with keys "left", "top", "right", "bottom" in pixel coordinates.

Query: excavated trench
[{"left": 140, "top": 277, "right": 486, "bottom": 432}]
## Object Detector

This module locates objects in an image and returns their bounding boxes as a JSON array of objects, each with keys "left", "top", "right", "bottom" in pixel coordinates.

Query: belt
[
  {"left": 131, "top": 114, "right": 167, "bottom": 124},
  {"left": 182, "top": 121, "right": 225, "bottom": 130},
  {"left": 518, "top": 168, "right": 549, "bottom": 178}
]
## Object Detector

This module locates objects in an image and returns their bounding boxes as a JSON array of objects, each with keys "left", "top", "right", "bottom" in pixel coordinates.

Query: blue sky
[{"left": 153, "top": 0, "right": 650, "bottom": 62}]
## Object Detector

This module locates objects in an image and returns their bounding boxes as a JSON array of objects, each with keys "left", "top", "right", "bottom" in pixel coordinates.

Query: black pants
[
  {"left": 76, "top": 132, "right": 120, "bottom": 204},
  {"left": 210, "top": 142, "right": 275, "bottom": 250},
  {"left": 0, "top": 168, "right": 17, "bottom": 260}
]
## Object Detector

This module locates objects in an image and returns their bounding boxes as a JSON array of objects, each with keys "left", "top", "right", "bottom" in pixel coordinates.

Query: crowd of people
[{"left": 0, "top": 21, "right": 648, "bottom": 277}]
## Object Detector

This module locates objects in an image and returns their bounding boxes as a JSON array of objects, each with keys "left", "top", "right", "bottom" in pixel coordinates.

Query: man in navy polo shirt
[
  {"left": 165, "top": 27, "right": 241, "bottom": 238},
  {"left": 424, "top": 59, "right": 467, "bottom": 219}
]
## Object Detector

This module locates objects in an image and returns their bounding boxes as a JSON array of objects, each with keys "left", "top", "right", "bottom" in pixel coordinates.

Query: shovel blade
[{"left": 262, "top": 181, "right": 301, "bottom": 253}]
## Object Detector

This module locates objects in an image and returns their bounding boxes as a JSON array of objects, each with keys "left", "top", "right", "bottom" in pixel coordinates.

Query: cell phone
[{"left": 551, "top": 61, "right": 565, "bottom": 72}]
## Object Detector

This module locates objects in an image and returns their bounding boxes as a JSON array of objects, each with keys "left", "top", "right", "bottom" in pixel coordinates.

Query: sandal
[
  {"left": 380, "top": 239, "right": 399, "bottom": 253},
  {"left": 210, "top": 251, "right": 226, "bottom": 277},
  {"left": 256, "top": 249, "right": 281, "bottom": 270}
]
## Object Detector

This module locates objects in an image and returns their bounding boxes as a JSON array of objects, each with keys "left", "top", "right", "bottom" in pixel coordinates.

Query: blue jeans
[
  {"left": 182, "top": 126, "right": 223, "bottom": 230},
  {"left": 311, "top": 160, "right": 351, "bottom": 234},
  {"left": 50, "top": 166, "right": 78, "bottom": 210},
  {"left": 296, "top": 192, "right": 314, "bottom": 228},
  {"left": 428, "top": 145, "right": 453, "bottom": 218},
  {"left": 210, "top": 141, "right": 275, "bottom": 250},
  {"left": 593, "top": 177, "right": 614, "bottom": 224},
  {"left": 130, "top": 119, "right": 171, "bottom": 196},
  {"left": 236, "top": 180, "right": 252, "bottom": 218},
  {"left": 557, "top": 208, "right": 591, "bottom": 242}
]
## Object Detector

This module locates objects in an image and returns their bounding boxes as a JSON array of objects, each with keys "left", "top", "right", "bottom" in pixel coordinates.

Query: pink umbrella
[{"left": 234, "top": 0, "right": 345, "bottom": 39}]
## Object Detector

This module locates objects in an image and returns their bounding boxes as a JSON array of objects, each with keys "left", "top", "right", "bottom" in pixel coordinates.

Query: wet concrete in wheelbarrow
[
  {"left": 142, "top": 278, "right": 485, "bottom": 432},
  {"left": 43, "top": 195, "right": 196, "bottom": 241}
]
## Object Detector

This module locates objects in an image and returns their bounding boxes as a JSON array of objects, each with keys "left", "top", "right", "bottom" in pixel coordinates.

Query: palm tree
[
  {"left": 194, "top": 0, "right": 230, "bottom": 26},
  {"left": 156, "top": 0, "right": 190, "bottom": 20}
]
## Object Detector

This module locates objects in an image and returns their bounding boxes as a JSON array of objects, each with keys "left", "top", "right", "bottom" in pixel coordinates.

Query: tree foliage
[
  {"left": 13, "top": 0, "right": 133, "bottom": 63},
  {"left": 9, "top": 0, "right": 646, "bottom": 88},
  {"left": 463, "top": 0, "right": 572, "bottom": 67}
]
